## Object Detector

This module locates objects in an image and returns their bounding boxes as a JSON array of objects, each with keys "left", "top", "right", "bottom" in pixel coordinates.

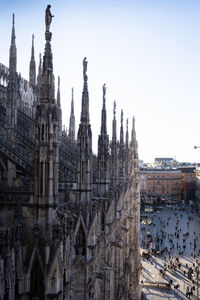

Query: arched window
[
  {"left": 30, "top": 256, "right": 44, "bottom": 300},
  {"left": 75, "top": 224, "right": 86, "bottom": 255}
]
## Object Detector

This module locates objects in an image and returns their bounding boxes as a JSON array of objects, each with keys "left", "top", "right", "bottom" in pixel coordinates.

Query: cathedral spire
[
  {"left": 126, "top": 118, "right": 129, "bottom": 145},
  {"left": 101, "top": 84, "right": 107, "bottom": 134},
  {"left": 131, "top": 116, "right": 136, "bottom": 145},
  {"left": 57, "top": 76, "right": 62, "bottom": 138},
  {"left": 120, "top": 109, "right": 124, "bottom": 144},
  {"left": 77, "top": 57, "right": 92, "bottom": 218},
  {"left": 111, "top": 101, "right": 118, "bottom": 184},
  {"left": 80, "top": 57, "right": 89, "bottom": 123},
  {"left": 40, "top": 27, "right": 54, "bottom": 102},
  {"left": 57, "top": 76, "right": 60, "bottom": 106},
  {"left": 68, "top": 87, "right": 75, "bottom": 142},
  {"left": 125, "top": 118, "right": 130, "bottom": 176},
  {"left": 34, "top": 5, "right": 59, "bottom": 225},
  {"left": 6, "top": 13, "right": 18, "bottom": 143},
  {"left": 112, "top": 101, "right": 117, "bottom": 142},
  {"left": 130, "top": 116, "right": 138, "bottom": 175},
  {"left": 119, "top": 109, "right": 125, "bottom": 178},
  {"left": 37, "top": 53, "right": 42, "bottom": 85},
  {"left": 29, "top": 34, "right": 36, "bottom": 86},
  {"left": 9, "top": 13, "right": 17, "bottom": 73},
  {"left": 38, "top": 53, "right": 42, "bottom": 78},
  {"left": 97, "top": 84, "right": 110, "bottom": 193}
]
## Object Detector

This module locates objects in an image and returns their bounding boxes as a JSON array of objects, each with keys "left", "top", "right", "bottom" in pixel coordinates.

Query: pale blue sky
[{"left": 1, "top": 0, "right": 200, "bottom": 163}]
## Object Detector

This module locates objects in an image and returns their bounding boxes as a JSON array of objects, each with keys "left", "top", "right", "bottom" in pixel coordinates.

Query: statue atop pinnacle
[
  {"left": 103, "top": 83, "right": 106, "bottom": 98},
  {"left": 113, "top": 101, "right": 116, "bottom": 117},
  {"left": 45, "top": 5, "right": 54, "bottom": 32},
  {"left": 83, "top": 57, "right": 88, "bottom": 81}
]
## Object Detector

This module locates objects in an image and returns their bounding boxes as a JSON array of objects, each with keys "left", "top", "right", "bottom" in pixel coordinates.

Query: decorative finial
[
  {"left": 57, "top": 76, "right": 60, "bottom": 106},
  {"left": 11, "top": 13, "right": 16, "bottom": 44},
  {"left": 126, "top": 118, "right": 128, "bottom": 128},
  {"left": 58, "top": 75, "right": 60, "bottom": 87},
  {"left": 83, "top": 57, "right": 88, "bottom": 79},
  {"left": 121, "top": 109, "right": 123, "bottom": 123},
  {"left": 103, "top": 83, "right": 106, "bottom": 98},
  {"left": 113, "top": 101, "right": 116, "bottom": 116},
  {"left": 72, "top": 87, "right": 74, "bottom": 98},
  {"left": 31, "top": 34, "right": 35, "bottom": 57},
  {"left": 45, "top": 5, "right": 54, "bottom": 32}
]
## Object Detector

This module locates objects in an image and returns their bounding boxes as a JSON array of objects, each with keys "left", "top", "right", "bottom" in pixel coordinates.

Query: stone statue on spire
[
  {"left": 45, "top": 5, "right": 54, "bottom": 32},
  {"left": 83, "top": 57, "right": 88, "bottom": 75},
  {"left": 113, "top": 101, "right": 116, "bottom": 116},
  {"left": 103, "top": 83, "right": 106, "bottom": 98}
]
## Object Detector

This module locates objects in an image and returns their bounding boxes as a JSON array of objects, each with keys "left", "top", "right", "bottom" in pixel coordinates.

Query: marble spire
[
  {"left": 57, "top": 76, "right": 60, "bottom": 106},
  {"left": 9, "top": 13, "right": 17, "bottom": 74},
  {"left": 69, "top": 87, "right": 75, "bottom": 142},
  {"left": 29, "top": 34, "right": 36, "bottom": 85}
]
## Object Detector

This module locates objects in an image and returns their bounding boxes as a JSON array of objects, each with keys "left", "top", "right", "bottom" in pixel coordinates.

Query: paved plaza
[{"left": 140, "top": 205, "right": 200, "bottom": 299}]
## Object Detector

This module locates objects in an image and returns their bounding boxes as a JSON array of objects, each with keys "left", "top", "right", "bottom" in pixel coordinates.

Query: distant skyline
[{"left": 1, "top": 0, "right": 200, "bottom": 163}]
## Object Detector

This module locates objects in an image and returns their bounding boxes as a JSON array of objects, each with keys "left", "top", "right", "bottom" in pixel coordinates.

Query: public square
[{"left": 140, "top": 205, "right": 200, "bottom": 299}]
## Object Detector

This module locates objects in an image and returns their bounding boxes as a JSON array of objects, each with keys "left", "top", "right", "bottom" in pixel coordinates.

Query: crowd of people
[{"left": 141, "top": 205, "right": 200, "bottom": 298}]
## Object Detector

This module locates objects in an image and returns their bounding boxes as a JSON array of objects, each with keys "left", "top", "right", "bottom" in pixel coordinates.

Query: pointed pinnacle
[
  {"left": 11, "top": 13, "right": 15, "bottom": 44},
  {"left": 31, "top": 34, "right": 35, "bottom": 57},
  {"left": 57, "top": 76, "right": 60, "bottom": 105},
  {"left": 121, "top": 110, "right": 123, "bottom": 124},
  {"left": 132, "top": 116, "right": 135, "bottom": 128},
  {"left": 71, "top": 88, "right": 74, "bottom": 114},
  {"left": 103, "top": 83, "right": 106, "bottom": 108},
  {"left": 113, "top": 101, "right": 116, "bottom": 118}
]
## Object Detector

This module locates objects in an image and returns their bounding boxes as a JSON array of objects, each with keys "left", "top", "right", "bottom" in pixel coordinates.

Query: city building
[
  {"left": 195, "top": 167, "right": 200, "bottom": 210},
  {"left": 140, "top": 168, "right": 182, "bottom": 204},
  {"left": 154, "top": 157, "right": 174, "bottom": 165},
  {"left": 0, "top": 7, "right": 141, "bottom": 300},
  {"left": 179, "top": 167, "right": 196, "bottom": 202}
]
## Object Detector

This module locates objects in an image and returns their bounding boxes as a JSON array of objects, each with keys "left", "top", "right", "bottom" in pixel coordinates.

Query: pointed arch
[
  {"left": 48, "top": 247, "right": 63, "bottom": 279},
  {"left": 30, "top": 253, "right": 45, "bottom": 299},
  {"left": 27, "top": 248, "right": 45, "bottom": 299},
  {"left": 48, "top": 248, "right": 63, "bottom": 295},
  {"left": 74, "top": 217, "right": 87, "bottom": 256}
]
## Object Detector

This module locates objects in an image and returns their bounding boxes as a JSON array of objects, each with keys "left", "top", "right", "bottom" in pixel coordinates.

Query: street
[{"left": 140, "top": 205, "right": 200, "bottom": 299}]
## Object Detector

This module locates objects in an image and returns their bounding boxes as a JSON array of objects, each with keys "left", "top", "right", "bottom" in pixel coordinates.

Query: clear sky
[{"left": 1, "top": 0, "right": 200, "bottom": 163}]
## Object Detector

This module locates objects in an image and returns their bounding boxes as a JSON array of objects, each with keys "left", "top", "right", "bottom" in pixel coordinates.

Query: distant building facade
[
  {"left": 179, "top": 167, "right": 196, "bottom": 202},
  {"left": 140, "top": 168, "right": 182, "bottom": 204},
  {"left": 155, "top": 157, "right": 174, "bottom": 165},
  {"left": 195, "top": 168, "right": 200, "bottom": 210}
]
